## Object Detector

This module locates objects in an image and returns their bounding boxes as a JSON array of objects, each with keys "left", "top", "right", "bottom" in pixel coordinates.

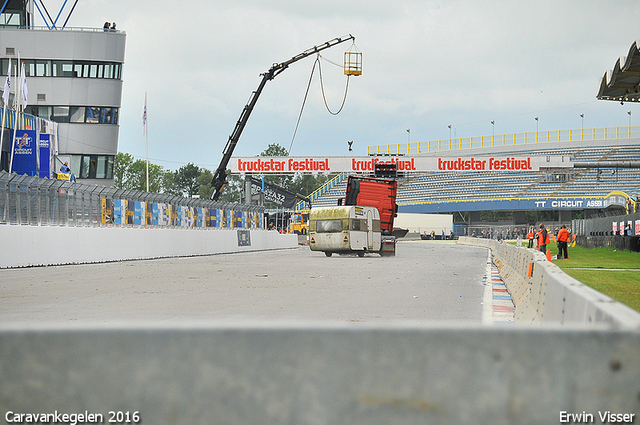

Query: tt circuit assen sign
[{"left": 230, "top": 155, "right": 572, "bottom": 173}]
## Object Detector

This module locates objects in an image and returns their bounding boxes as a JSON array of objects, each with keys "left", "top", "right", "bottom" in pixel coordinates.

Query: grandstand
[{"left": 308, "top": 127, "right": 640, "bottom": 231}]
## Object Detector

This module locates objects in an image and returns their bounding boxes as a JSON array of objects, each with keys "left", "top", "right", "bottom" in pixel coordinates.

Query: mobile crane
[{"left": 210, "top": 34, "right": 358, "bottom": 200}]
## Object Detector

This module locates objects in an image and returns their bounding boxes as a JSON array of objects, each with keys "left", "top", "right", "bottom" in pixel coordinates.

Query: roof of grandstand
[
  {"left": 597, "top": 40, "right": 640, "bottom": 103},
  {"left": 308, "top": 131, "right": 640, "bottom": 214}
]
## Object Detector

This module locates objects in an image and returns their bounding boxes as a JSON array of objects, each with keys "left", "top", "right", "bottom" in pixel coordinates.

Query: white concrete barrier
[
  {"left": 0, "top": 225, "right": 298, "bottom": 268},
  {"left": 458, "top": 237, "right": 640, "bottom": 330},
  {"left": 0, "top": 323, "right": 638, "bottom": 425}
]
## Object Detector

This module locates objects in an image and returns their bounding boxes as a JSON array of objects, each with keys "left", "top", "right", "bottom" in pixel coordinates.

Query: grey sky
[{"left": 46, "top": 0, "right": 640, "bottom": 170}]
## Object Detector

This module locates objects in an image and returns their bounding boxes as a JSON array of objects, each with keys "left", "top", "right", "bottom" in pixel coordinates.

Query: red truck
[{"left": 343, "top": 175, "right": 398, "bottom": 256}]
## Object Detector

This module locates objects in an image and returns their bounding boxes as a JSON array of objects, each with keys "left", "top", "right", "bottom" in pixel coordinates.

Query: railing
[
  {"left": 0, "top": 171, "right": 264, "bottom": 229},
  {"left": 1, "top": 25, "right": 124, "bottom": 33},
  {"left": 296, "top": 172, "right": 347, "bottom": 210},
  {"left": 367, "top": 126, "right": 640, "bottom": 155}
]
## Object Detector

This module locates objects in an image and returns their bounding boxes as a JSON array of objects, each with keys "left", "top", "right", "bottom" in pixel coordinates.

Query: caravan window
[
  {"left": 351, "top": 219, "right": 369, "bottom": 231},
  {"left": 316, "top": 219, "right": 343, "bottom": 233}
]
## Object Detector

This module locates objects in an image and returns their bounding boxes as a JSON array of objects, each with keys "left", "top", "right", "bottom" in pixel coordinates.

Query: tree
[
  {"left": 260, "top": 143, "right": 292, "bottom": 189},
  {"left": 290, "top": 172, "right": 337, "bottom": 198},
  {"left": 174, "top": 163, "right": 201, "bottom": 197},
  {"left": 114, "top": 152, "right": 134, "bottom": 189},
  {"left": 114, "top": 153, "right": 166, "bottom": 192},
  {"left": 215, "top": 171, "right": 245, "bottom": 203},
  {"left": 197, "top": 168, "right": 214, "bottom": 200},
  {"left": 161, "top": 170, "right": 180, "bottom": 196}
]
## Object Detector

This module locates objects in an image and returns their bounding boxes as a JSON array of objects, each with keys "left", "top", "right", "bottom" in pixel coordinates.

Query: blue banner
[
  {"left": 152, "top": 203, "right": 161, "bottom": 225},
  {"left": 11, "top": 130, "right": 37, "bottom": 176},
  {"left": 38, "top": 134, "right": 51, "bottom": 178},
  {"left": 113, "top": 200, "right": 124, "bottom": 225},
  {"left": 134, "top": 201, "right": 143, "bottom": 225}
]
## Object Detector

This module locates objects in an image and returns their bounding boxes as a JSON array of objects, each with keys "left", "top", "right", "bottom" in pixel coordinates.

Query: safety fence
[
  {"left": 0, "top": 171, "right": 264, "bottom": 229},
  {"left": 367, "top": 125, "right": 640, "bottom": 155},
  {"left": 573, "top": 211, "right": 640, "bottom": 237}
]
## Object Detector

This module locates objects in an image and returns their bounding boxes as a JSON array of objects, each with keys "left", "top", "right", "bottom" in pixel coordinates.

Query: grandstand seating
[{"left": 309, "top": 141, "right": 640, "bottom": 210}]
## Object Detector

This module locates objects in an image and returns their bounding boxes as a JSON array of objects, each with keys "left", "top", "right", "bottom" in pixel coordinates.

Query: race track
[{"left": 0, "top": 241, "right": 489, "bottom": 325}]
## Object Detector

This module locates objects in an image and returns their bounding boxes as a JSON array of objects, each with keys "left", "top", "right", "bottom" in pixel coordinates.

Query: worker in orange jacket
[
  {"left": 556, "top": 224, "right": 570, "bottom": 259},
  {"left": 537, "top": 224, "right": 550, "bottom": 254},
  {"left": 527, "top": 226, "right": 535, "bottom": 249}
]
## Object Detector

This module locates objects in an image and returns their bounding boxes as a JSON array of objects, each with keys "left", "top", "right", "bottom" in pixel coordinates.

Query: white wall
[
  {"left": 0, "top": 226, "right": 298, "bottom": 268},
  {"left": 394, "top": 213, "right": 453, "bottom": 234}
]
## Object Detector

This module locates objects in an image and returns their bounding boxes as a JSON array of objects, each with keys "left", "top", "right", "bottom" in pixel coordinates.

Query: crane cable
[
  {"left": 288, "top": 54, "right": 351, "bottom": 154},
  {"left": 288, "top": 58, "right": 318, "bottom": 154},
  {"left": 318, "top": 55, "right": 351, "bottom": 115}
]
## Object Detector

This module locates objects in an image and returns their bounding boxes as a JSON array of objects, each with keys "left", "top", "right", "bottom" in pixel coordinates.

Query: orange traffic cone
[{"left": 546, "top": 248, "right": 552, "bottom": 261}]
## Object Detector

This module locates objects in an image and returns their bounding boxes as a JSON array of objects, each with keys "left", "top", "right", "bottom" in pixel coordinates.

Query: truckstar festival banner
[{"left": 230, "top": 155, "right": 573, "bottom": 173}]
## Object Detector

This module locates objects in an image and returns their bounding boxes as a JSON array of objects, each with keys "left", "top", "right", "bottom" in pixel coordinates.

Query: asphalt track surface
[{"left": 0, "top": 241, "right": 489, "bottom": 325}]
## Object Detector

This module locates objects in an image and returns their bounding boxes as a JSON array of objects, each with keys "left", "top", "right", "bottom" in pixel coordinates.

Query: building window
[
  {"left": 71, "top": 154, "right": 114, "bottom": 179},
  {"left": 29, "top": 105, "right": 119, "bottom": 125},
  {"left": 52, "top": 61, "right": 74, "bottom": 77},
  {"left": 23, "top": 59, "right": 35, "bottom": 77},
  {"left": 70, "top": 107, "right": 85, "bottom": 123},
  {"left": 1, "top": 58, "right": 123, "bottom": 80},
  {"left": 0, "top": 11, "right": 23, "bottom": 26},
  {"left": 35, "top": 60, "right": 51, "bottom": 77},
  {"left": 101, "top": 108, "right": 114, "bottom": 124},
  {"left": 51, "top": 106, "right": 70, "bottom": 123},
  {"left": 86, "top": 107, "right": 100, "bottom": 123}
]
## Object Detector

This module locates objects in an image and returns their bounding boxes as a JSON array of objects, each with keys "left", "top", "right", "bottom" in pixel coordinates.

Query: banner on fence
[
  {"left": 10, "top": 130, "right": 37, "bottom": 176},
  {"left": 38, "top": 134, "right": 51, "bottom": 178},
  {"left": 250, "top": 177, "right": 299, "bottom": 209}
]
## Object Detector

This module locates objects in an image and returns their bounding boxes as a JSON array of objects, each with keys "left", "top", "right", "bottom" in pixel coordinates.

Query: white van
[{"left": 308, "top": 206, "right": 381, "bottom": 257}]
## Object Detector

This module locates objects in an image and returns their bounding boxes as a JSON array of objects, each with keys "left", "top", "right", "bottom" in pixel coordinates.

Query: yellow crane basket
[{"left": 344, "top": 51, "right": 362, "bottom": 76}]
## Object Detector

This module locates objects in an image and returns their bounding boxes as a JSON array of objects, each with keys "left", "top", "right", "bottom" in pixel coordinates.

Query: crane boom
[{"left": 210, "top": 34, "right": 356, "bottom": 200}]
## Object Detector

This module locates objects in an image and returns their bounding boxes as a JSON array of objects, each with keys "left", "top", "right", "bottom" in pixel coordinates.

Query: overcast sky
[{"left": 44, "top": 0, "right": 640, "bottom": 171}]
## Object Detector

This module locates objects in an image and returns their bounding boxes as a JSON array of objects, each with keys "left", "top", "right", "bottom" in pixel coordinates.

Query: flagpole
[
  {"left": 145, "top": 92, "right": 149, "bottom": 192},
  {"left": 0, "top": 57, "right": 10, "bottom": 163},
  {"left": 9, "top": 54, "right": 20, "bottom": 173}
]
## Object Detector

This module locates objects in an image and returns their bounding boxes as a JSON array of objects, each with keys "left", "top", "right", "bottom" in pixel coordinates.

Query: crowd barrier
[
  {"left": 458, "top": 237, "right": 640, "bottom": 330},
  {"left": 0, "top": 171, "right": 305, "bottom": 268},
  {"left": 0, "top": 171, "right": 263, "bottom": 229}
]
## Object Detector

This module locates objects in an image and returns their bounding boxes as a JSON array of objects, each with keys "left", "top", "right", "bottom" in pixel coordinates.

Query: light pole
[
  {"left": 407, "top": 128, "right": 410, "bottom": 144},
  {"left": 628, "top": 111, "right": 632, "bottom": 127},
  {"left": 535, "top": 116, "right": 539, "bottom": 132},
  {"left": 448, "top": 124, "right": 452, "bottom": 140},
  {"left": 580, "top": 113, "right": 584, "bottom": 129},
  {"left": 491, "top": 120, "right": 495, "bottom": 135}
]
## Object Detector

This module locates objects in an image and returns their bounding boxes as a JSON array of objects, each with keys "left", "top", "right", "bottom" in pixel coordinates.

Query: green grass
[{"left": 548, "top": 244, "right": 640, "bottom": 312}]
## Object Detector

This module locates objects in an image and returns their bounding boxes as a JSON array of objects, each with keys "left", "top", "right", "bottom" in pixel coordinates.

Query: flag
[
  {"left": 141, "top": 93, "right": 147, "bottom": 135},
  {"left": 20, "top": 63, "right": 27, "bottom": 110},
  {"left": 2, "top": 58, "right": 10, "bottom": 107}
]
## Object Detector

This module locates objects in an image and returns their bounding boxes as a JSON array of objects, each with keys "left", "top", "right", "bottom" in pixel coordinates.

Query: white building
[{"left": 0, "top": 0, "right": 125, "bottom": 185}]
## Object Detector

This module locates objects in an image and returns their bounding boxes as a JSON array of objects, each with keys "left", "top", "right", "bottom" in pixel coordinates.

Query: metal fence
[
  {"left": 573, "top": 212, "right": 640, "bottom": 237},
  {"left": 0, "top": 171, "right": 264, "bottom": 228}
]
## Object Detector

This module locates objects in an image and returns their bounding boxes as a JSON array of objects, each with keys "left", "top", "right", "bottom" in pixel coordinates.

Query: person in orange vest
[
  {"left": 537, "top": 223, "right": 550, "bottom": 254},
  {"left": 527, "top": 226, "right": 535, "bottom": 249},
  {"left": 556, "top": 224, "right": 570, "bottom": 259}
]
